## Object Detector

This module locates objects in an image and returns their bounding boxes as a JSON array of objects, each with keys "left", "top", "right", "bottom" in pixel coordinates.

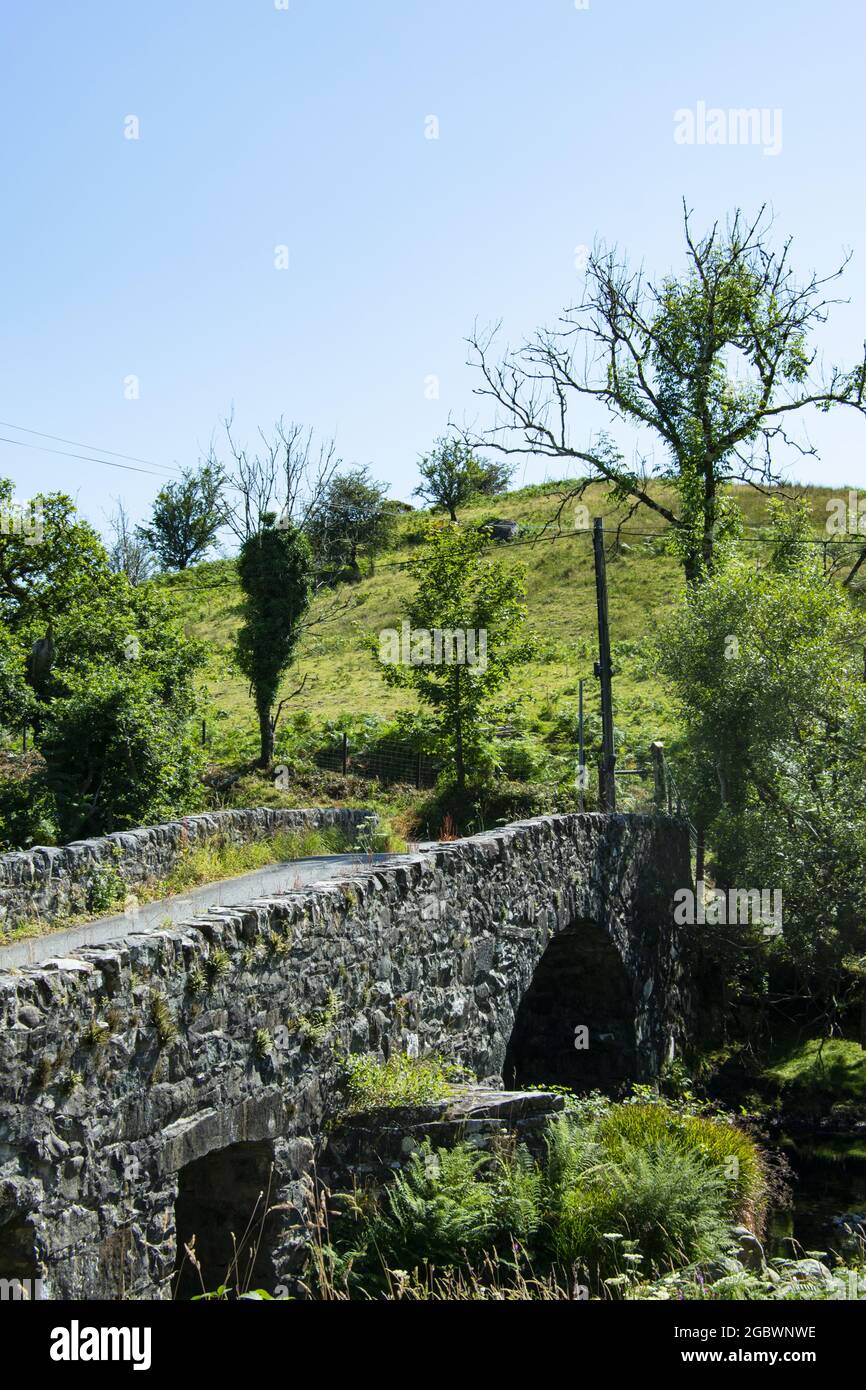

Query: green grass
[
  {"left": 157, "top": 826, "right": 353, "bottom": 895},
  {"left": 595, "top": 1102, "right": 765, "bottom": 1222},
  {"left": 762, "top": 1037, "right": 866, "bottom": 1105},
  {"left": 158, "top": 480, "right": 852, "bottom": 775}
]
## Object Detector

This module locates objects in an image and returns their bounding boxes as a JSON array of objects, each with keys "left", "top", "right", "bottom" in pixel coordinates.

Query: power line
[
  {"left": 0, "top": 419, "right": 183, "bottom": 476},
  {"left": 144, "top": 517, "right": 866, "bottom": 596},
  {"left": 0, "top": 434, "right": 179, "bottom": 480}
]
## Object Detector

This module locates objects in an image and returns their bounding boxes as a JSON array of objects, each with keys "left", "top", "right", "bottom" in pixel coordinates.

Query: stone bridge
[{"left": 0, "top": 811, "right": 691, "bottom": 1299}]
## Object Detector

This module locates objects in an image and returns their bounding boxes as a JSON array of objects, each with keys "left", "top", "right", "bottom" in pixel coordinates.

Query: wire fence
[
  {"left": 314, "top": 735, "right": 441, "bottom": 788},
  {"left": 310, "top": 729, "right": 677, "bottom": 813}
]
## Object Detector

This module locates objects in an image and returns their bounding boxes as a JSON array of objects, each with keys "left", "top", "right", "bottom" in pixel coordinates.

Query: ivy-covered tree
[
  {"left": 376, "top": 523, "right": 532, "bottom": 790},
  {"left": 236, "top": 520, "right": 313, "bottom": 767}
]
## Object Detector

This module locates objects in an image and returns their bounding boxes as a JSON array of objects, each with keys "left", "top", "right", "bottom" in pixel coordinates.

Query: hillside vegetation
[{"left": 159, "top": 480, "right": 852, "bottom": 779}]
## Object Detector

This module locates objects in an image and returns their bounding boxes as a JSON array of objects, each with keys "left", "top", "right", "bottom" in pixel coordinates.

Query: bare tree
[
  {"left": 467, "top": 203, "right": 866, "bottom": 580},
  {"left": 212, "top": 412, "right": 343, "bottom": 543},
  {"left": 105, "top": 500, "right": 155, "bottom": 585}
]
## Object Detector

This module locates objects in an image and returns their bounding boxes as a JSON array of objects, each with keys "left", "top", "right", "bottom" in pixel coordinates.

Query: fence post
[
  {"left": 651, "top": 741, "right": 667, "bottom": 810},
  {"left": 416, "top": 749, "right": 423, "bottom": 790},
  {"left": 22, "top": 722, "right": 28, "bottom": 754},
  {"left": 201, "top": 718, "right": 207, "bottom": 747},
  {"left": 695, "top": 824, "right": 705, "bottom": 885},
  {"left": 341, "top": 731, "right": 349, "bottom": 776}
]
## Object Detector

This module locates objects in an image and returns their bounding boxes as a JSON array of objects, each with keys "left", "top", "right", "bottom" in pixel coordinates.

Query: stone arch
[
  {"left": 0, "top": 1200, "right": 44, "bottom": 1299},
  {"left": 503, "top": 921, "right": 638, "bottom": 1093},
  {"left": 173, "top": 1139, "right": 279, "bottom": 1300}
]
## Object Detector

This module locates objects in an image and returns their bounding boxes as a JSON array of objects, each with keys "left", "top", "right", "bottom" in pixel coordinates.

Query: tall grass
[{"left": 159, "top": 826, "right": 353, "bottom": 895}]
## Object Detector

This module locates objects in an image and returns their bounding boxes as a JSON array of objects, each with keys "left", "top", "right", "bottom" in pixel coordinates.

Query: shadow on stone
[
  {"left": 173, "top": 1139, "right": 278, "bottom": 1300},
  {"left": 503, "top": 922, "right": 637, "bottom": 1093}
]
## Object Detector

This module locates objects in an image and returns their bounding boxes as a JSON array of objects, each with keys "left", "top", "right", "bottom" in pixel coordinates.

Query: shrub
[
  {"left": 41, "top": 667, "right": 204, "bottom": 841},
  {"left": 333, "top": 1140, "right": 542, "bottom": 1292},
  {"left": 551, "top": 1133, "right": 731, "bottom": 1278},
  {"left": 366, "top": 1143, "right": 498, "bottom": 1270},
  {"left": 597, "top": 1103, "right": 765, "bottom": 1224},
  {"left": 341, "top": 1052, "right": 461, "bottom": 1112},
  {"left": 0, "top": 776, "right": 59, "bottom": 851},
  {"left": 494, "top": 737, "right": 547, "bottom": 783},
  {"left": 86, "top": 861, "right": 126, "bottom": 914}
]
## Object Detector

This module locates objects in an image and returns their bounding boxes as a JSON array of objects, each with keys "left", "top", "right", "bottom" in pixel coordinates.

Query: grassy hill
[{"left": 157, "top": 479, "right": 851, "bottom": 790}]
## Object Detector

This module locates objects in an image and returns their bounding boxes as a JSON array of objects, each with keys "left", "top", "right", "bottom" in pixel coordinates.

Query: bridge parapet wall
[{"left": 0, "top": 806, "right": 374, "bottom": 931}]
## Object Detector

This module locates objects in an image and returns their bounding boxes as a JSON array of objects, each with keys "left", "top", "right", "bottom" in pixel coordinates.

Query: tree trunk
[
  {"left": 257, "top": 696, "right": 274, "bottom": 768},
  {"left": 702, "top": 467, "right": 717, "bottom": 575}
]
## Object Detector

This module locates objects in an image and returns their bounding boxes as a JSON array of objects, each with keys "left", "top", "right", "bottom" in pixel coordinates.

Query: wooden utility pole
[
  {"left": 577, "top": 677, "right": 586, "bottom": 812},
  {"left": 593, "top": 517, "right": 616, "bottom": 812}
]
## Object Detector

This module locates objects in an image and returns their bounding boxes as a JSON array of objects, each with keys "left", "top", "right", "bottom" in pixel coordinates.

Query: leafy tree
[
  {"left": 0, "top": 482, "right": 108, "bottom": 633},
  {"left": 40, "top": 663, "right": 203, "bottom": 841},
  {"left": 470, "top": 204, "right": 866, "bottom": 580},
  {"left": 0, "top": 623, "right": 35, "bottom": 734},
  {"left": 307, "top": 466, "right": 392, "bottom": 571},
  {"left": 413, "top": 439, "right": 513, "bottom": 522},
  {"left": 137, "top": 463, "right": 224, "bottom": 571},
  {"left": 0, "top": 479, "right": 205, "bottom": 844},
  {"left": 376, "top": 523, "right": 532, "bottom": 790},
  {"left": 236, "top": 521, "right": 313, "bottom": 767},
  {"left": 657, "top": 503, "right": 866, "bottom": 1028}
]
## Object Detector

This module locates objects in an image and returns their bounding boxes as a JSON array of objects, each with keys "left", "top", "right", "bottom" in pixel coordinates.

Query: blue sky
[{"left": 2, "top": 0, "right": 866, "bottom": 538}]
